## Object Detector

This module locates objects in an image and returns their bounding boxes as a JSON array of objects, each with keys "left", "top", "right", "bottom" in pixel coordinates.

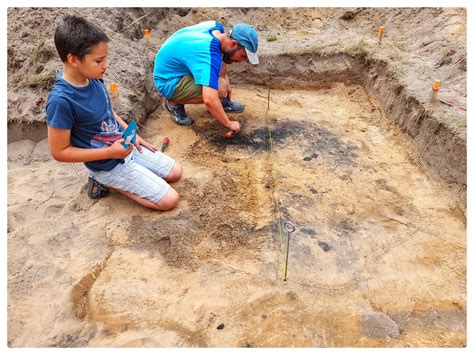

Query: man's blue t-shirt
[
  {"left": 46, "top": 74, "right": 124, "bottom": 172},
  {"left": 153, "top": 20, "right": 224, "bottom": 99}
]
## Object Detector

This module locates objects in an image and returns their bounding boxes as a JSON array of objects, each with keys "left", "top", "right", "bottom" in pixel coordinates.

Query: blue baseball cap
[{"left": 229, "top": 23, "right": 259, "bottom": 65}]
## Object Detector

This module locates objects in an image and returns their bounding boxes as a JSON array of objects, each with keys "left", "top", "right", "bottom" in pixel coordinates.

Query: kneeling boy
[{"left": 47, "top": 15, "right": 181, "bottom": 210}]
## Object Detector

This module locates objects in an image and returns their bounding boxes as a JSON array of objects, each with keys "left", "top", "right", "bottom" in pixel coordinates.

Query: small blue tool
[{"left": 122, "top": 120, "right": 137, "bottom": 148}]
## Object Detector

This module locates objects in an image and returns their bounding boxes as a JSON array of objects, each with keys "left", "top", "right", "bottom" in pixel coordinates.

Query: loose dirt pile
[{"left": 7, "top": 8, "right": 466, "bottom": 347}]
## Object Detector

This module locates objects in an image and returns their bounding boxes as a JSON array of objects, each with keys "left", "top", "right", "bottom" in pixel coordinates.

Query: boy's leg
[
  {"left": 113, "top": 186, "right": 179, "bottom": 211},
  {"left": 86, "top": 149, "right": 179, "bottom": 210},
  {"left": 132, "top": 146, "right": 182, "bottom": 182},
  {"left": 124, "top": 147, "right": 181, "bottom": 209}
]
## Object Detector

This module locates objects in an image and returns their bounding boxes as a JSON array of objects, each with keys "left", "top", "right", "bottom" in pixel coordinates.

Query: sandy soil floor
[{"left": 7, "top": 83, "right": 466, "bottom": 347}]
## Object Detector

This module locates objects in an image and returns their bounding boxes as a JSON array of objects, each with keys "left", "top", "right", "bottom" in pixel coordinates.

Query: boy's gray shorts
[{"left": 86, "top": 146, "right": 175, "bottom": 203}]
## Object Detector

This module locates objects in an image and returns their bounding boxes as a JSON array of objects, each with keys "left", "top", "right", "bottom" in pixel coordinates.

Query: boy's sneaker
[
  {"left": 163, "top": 100, "right": 194, "bottom": 126},
  {"left": 221, "top": 97, "right": 245, "bottom": 113}
]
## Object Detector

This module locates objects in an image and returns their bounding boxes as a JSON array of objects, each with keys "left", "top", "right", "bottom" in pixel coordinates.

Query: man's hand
[
  {"left": 228, "top": 120, "right": 240, "bottom": 132},
  {"left": 135, "top": 134, "right": 157, "bottom": 153},
  {"left": 108, "top": 139, "right": 133, "bottom": 159},
  {"left": 203, "top": 86, "right": 244, "bottom": 133}
]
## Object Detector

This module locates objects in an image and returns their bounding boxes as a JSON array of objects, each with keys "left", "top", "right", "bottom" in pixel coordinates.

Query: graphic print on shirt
[
  {"left": 89, "top": 79, "right": 124, "bottom": 149},
  {"left": 90, "top": 117, "right": 122, "bottom": 148}
]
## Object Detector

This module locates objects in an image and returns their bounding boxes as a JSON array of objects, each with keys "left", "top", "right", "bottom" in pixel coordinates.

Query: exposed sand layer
[{"left": 7, "top": 84, "right": 466, "bottom": 347}]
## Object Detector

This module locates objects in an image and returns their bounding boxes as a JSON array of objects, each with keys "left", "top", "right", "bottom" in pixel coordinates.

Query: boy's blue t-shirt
[
  {"left": 153, "top": 20, "right": 224, "bottom": 98},
  {"left": 46, "top": 74, "right": 124, "bottom": 172}
]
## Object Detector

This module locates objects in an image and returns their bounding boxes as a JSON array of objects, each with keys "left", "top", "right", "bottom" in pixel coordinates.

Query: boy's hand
[
  {"left": 135, "top": 134, "right": 157, "bottom": 153},
  {"left": 108, "top": 138, "right": 133, "bottom": 159}
]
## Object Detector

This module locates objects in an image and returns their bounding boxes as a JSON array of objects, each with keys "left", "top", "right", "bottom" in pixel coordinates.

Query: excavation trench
[
  {"left": 76, "top": 54, "right": 466, "bottom": 346},
  {"left": 7, "top": 53, "right": 466, "bottom": 347}
]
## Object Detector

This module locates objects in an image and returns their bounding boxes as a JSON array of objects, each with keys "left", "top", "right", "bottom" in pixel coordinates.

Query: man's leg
[
  {"left": 165, "top": 75, "right": 243, "bottom": 125},
  {"left": 217, "top": 77, "right": 229, "bottom": 100},
  {"left": 217, "top": 62, "right": 244, "bottom": 112},
  {"left": 169, "top": 75, "right": 202, "bottom": 103},
  {"left": 168, "top": 95, "right": 203, "bottom": 105},
  {"left": 169, "top": 79, "right": 227, "bottom": 105},
  {"left": 216, "top": 77, "right": 245, "bottom": 113},
  {"left": 163, "top": 75, "right": 203, "bottom": 125}
]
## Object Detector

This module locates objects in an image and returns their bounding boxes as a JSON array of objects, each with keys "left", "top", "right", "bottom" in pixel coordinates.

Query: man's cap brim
[{"left": 245, "top": 48, "right": 259, "bottom": 65}]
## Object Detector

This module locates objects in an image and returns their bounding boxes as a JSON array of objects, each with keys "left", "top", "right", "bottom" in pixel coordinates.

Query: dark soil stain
[
  {"left": 303, "top": 153, "right": 319, "bottom": 161},
  {"left": 301, "top": 227, "right": 317, "bottom": 237},
  {"left": 191, "top": 120, "right": 359, "bottom": 167},
  {"left": 317, "top": 241, "right": 332, "bottom": 252},
  {"left": 336, "top": 219, "right": 357, "bottom": 238}
]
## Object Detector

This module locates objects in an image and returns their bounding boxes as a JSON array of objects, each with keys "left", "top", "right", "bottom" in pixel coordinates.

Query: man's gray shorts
[{"left": 86, "top": 146, "right": 175, "bottom": 203}]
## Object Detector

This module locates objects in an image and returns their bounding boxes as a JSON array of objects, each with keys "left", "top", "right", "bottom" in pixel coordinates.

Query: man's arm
[
  {"left": 48, "top": 126, "right": 132, "bottom": 162},
  {"left": 202, "top": 86, "right": 240, "bottom": 132},
  {"left": 219, "top": 63, "right": 228, "bottom": 79}
]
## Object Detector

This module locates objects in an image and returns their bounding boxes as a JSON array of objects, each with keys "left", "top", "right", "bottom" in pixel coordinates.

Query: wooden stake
[
  {"left": 378, "top": 26, "right": 384, "bottom": 44},
  {"left": 144, "top": 28, "right": 150, "bottom": 46},
  {"left": 430, "top": 80, "right": 440, "bottom": 103},
  {"left": 109, "top": 82, "right": 119, "bottom": 98}
]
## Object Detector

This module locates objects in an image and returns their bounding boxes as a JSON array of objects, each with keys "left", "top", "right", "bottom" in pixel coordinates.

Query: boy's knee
[
  {"left": 155, "top": 188, "right": 179, "bottom": 211},
  {"left": 166, "top": 162, "right": 183, "bottom": 182}
]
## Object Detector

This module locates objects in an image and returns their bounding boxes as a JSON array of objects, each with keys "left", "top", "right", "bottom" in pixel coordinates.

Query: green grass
[
  {"left": 286, "top": 41, "right": 340, "bottom": 57},
  {"left": 27, "top": 71, "right": 56, "bottom": 89},
  {"left": 346, "top": 32, "right": 369, "bottom": 56},
  {"left": 30, "top": 41, "right": 44, "bottom": 62}
]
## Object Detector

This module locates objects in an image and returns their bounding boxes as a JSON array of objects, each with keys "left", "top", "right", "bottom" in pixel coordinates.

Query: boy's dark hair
[{"left": 54, "top": 15, "right": 109, "bottom": 62}]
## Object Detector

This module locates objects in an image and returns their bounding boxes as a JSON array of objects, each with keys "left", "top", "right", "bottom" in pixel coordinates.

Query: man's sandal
[{"left": 87, "top": 176, "right": 109, "bottom": 199}]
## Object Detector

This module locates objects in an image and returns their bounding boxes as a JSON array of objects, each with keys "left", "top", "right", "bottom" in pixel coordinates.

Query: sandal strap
[{"left": 87, "top": 176, "right": 108, "bottom": 199}]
